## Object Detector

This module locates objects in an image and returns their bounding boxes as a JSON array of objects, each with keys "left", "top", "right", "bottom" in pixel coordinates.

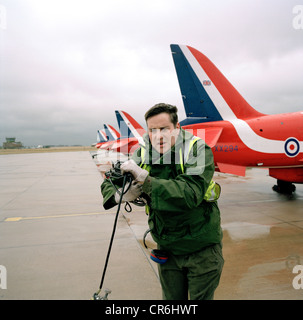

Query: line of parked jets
[
  {"left": 92, "top": 109, "right": 145, "bottom": 155},
  {"left": 92, "top": 44, "right": 303, "bottom": 195}
]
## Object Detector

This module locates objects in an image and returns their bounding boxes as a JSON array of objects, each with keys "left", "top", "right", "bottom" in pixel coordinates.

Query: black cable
[
  {"left": 92, "top": 161, "right": 146, "bottom": 299},
  {"left": 98, "top": 174, "right": 129, "bottom": 292}
]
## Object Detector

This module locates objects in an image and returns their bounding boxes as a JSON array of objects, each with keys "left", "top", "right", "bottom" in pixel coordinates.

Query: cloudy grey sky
[{"left": 0, "top": 0, "right": 302, "bottom": 146}]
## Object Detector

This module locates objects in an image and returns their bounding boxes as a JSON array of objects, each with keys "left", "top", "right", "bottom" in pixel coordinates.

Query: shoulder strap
[
  {"left": 180, "top": 136, "right": 200, "bottom": 174},
  {"left": 139, "top": 142, "right": 149, "bottom": 171}
]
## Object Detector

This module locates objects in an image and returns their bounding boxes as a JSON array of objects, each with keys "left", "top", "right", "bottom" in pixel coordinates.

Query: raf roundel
[{"left": 284, "top": 137, "right": 300, "bottom": 157}]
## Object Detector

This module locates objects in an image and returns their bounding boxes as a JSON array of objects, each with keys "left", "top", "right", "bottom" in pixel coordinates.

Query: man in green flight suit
[{"left": 101, "top": 103, "right": 224, "bottom": 300}]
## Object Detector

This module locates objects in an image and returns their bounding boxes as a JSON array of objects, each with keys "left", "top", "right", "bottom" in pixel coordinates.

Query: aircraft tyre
[{"left": 272, "top": 180, "right": 296, "bottom": 194}]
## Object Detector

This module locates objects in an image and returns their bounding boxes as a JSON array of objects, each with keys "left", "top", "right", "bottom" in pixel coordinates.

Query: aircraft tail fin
[
  {"left": 97, "top": 130, "right": 107, "bottom": 143},
  {"left": 103, "top": 124, "right": 120, "bottom": 141},
  {"left": 170, "top": 44, "right": 264, "bottom": 125},
  {"left": 115, "top": 110, "right": 145, "bottom": 143}
]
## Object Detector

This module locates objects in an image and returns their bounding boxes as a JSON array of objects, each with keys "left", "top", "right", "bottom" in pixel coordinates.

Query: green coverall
[{"left": 101, "top": 128, "right": 224, "bottom": 300}]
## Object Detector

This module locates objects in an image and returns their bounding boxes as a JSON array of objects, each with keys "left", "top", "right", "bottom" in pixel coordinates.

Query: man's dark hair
[{"left": 144, "top": 103, "right": 179, "bottom": 127}]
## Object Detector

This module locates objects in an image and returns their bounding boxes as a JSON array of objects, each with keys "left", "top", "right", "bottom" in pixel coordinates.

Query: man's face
[{"left": 147, "top": 112, "right": 180, "bottom": 154}]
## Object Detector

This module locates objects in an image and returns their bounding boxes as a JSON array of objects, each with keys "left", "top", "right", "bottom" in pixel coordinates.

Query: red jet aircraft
[
  {"left": 110, "top": 110, "right": 145, "bottom": 155},
  {"left": 94, "top": 129, "right": 108, "bottom": 149},
  {"left": 171, "top": 44, "right": 303, "bottom": 194},
  {"left": 100, "top": 124, "right": 120, "bottom": 151}
]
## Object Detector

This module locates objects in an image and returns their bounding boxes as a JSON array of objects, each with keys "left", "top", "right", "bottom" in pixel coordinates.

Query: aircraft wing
[
  {"left": 216, "top": 162, "right": 246, "bottom": 176},
  {"left": 184, "top": 126, "right": 223, "bottom": 148},
  {"left": 204, "top": 127, "right": 223, "bottom": 148},
  {"left": 95, "top": 141, "right": 107, "bottom": 148},
  {"left": 111, "top": 138, "right": 131, "bottom": 151},
  {"left": 100, "top": 140, "right": 115, "bottom": 150},
  {"left": 111, "top": 137, "right": 140, "bottom": 155}
]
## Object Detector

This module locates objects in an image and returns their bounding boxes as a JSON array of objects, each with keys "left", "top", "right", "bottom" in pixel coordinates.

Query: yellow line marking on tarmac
[{"left": 4, "top": 212, "right": 107, "bottom": 222}]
